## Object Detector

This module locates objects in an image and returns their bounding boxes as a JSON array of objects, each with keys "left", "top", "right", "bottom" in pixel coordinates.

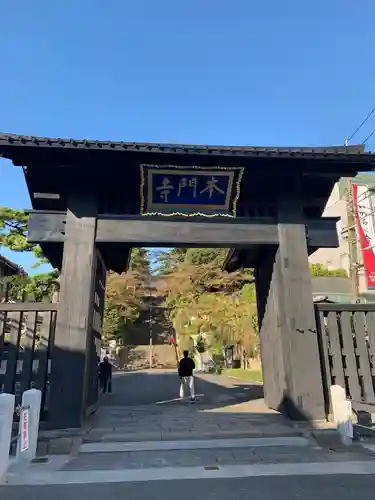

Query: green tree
[
  {"left": 2, "top": 271, "right": 59, "bottom": 302},
  {"left": 310, "top": 263, "right": 348, "bottom": 278},
  {"left": 0, "top": 207, "right": 58, "bottom": 300},
  {"left": 154, "top": 248, "right": 188, "bottom": 274},
  {"left": 0, "top": 207, "right": 47, "bottom": 263},
  {"left": 184, "top": 248, "right": 227, "bottom": 265},
  {"left": 102, "top": 248, "right": 151, "bottom": 343},
  {"left": 160, "top": 247, "right": 258, "bottom": 363}
]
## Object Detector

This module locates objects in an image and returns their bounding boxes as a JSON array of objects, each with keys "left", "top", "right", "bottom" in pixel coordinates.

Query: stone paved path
[
  {"left": 84, "top": 370, "right": 296, "bottom": 442},
  {"left": 5, "top": 370, "right": 375, "bottom": 488}
]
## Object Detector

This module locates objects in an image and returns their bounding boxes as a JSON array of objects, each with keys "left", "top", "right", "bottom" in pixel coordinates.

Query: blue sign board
[{"left": 140, "top": 165, "right": 244, "bottom": 217}]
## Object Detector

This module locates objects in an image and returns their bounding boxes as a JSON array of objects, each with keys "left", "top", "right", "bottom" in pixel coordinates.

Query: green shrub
[
  {"left": 212, "top": 353, "right": 225, "bottom": 374},
  {"left": 196, "top": 335, "right": 207, "bottom": 354}
]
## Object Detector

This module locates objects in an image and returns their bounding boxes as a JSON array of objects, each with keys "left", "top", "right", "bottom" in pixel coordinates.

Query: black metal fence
[
  {"left": 0, "top": 302, "right": 58, "bottom": 420},
  {"left": 315, "top": 303, "right": 375, "bottom": 415}
]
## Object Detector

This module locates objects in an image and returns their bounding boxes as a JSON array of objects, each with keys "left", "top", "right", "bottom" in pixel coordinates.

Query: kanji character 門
[{"left": 177, "top": 177, "right": 198, "bottom": 198}]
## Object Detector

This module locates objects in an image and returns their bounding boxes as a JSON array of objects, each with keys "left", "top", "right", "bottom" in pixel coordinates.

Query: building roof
[
  {"left": 0, "top": 255, "right": 24, "bottom": 275},
  {"left": 1, "top": 133, "right": 375, "bottom": 274},
  {"left": 0, "top": 132, "right": 372, "bottom": 161},
  {"left": 1, "top": 132, "right": 374, "bottom": 215}
]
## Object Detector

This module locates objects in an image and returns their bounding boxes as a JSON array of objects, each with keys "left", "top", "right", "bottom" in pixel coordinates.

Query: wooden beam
[
  {"left": 96, "top": 218, "right": 279, "bottom": 246},
  {"left": 224, "top": 216, "right": 339, "bottom": 271},
  {"left": 28, "top": 211, "right": 66, "bottom": 243},
  {"left": 97, "top": 217, "right": 339, "bottom": 247},
  {"left": 28, "top": 212, "right": 339, "bottom": 249},
  {"left": 306, "top": 217, "right": 339, "bottom": 248}
]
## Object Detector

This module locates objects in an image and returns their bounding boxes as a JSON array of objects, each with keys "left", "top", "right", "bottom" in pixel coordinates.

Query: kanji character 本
[
  {"left": 200, "top": 176, "right": 225, "bottom": 199},
  {"left": 177, "top": 177, "right": 198, "bottom": 198},
  {"left": 156, "top": 177, "right": 174, "bottom": 202}
]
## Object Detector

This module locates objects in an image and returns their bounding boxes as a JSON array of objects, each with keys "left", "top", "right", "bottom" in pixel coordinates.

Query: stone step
[
  {"left": 79, "top": 436, "right": 310, "bottom": 454},
  {"left": 82, "top": 426, "right": 303, "bottom": 444}
]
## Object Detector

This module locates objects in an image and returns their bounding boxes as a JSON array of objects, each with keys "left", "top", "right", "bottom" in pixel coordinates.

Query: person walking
[
  {"left": 99, "top": 356, "right": 112, "bottom": 395},
  {"left": 178, "top": 350, "right": 196, "bottom": 402}
]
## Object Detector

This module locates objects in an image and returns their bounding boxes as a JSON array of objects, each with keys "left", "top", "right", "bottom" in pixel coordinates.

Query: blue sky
[{"left": 1, "top": 0, "right": 375, "bottom": 273}]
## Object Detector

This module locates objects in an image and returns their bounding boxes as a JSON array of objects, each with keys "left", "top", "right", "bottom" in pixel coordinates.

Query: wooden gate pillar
[
  {"left": 255, "top": 248, "right": 287, "bottom": 411},
  {"left": 49, "top": 196, "right": 97, "bottom": 429},
  {"left": 276, "top": 222, "right": 325, "bottom": 420},
  {"left": 255, "top": 223, "right": 326, "bottom": 420}
]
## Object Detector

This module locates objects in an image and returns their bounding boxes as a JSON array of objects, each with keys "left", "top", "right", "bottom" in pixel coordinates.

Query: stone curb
[
  {"left": 37, "top": 426, "right": 305, "bottom": 454},
  {"left": 226, "top": 376, "right": 263, "bottom": 386},
  {"left": 83, "top": 428, "right": 304, "bottom": 443}
]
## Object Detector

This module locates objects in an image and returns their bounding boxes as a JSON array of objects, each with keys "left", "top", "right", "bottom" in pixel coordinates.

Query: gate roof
[
  {"left": 1, "top": 133, "right": 374, "bottom": 272},
  {"left": 1, "top": 133, "right": 374, "bottom": 214}
]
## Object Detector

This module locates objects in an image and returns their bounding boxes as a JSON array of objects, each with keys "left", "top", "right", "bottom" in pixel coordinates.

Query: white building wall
[
  {"left": 308, "top": 180, "right": 375, "bottom": 297},
  {"left": 309, "top": 183, "right": 350, "bottom": 273}
]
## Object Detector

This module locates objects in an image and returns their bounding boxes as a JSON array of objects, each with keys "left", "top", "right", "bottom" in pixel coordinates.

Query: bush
[
  {"left": 195, "top": 335, "right": 207, "bottom": 354},
  {"left": 310, "top": 263, "right": 348, "bottom": 278},
  {"left": 212, "top": 353, "right": 225, "bottom": 374}
]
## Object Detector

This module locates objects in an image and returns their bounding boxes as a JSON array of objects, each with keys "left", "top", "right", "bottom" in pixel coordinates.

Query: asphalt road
[
  {"left": 2, "top": 475, "right": 375, "bottom": 500},
  {"left": 101, "top": 370, "right": 263, "bottom": 408},
  {"left": 104, "top": 370, "right": 187, "bottom": 406}
]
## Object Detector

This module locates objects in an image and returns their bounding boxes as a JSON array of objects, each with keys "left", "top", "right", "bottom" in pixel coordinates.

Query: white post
[
  {"left": 196, "top": 352, "right": 203, "bottom": 372},
  {"left": 330, "top": 385, "right": 353, "bottom": 445},
  {"left": 0, "top": 393, "right": 15, "bottom": 484},
  {"left": 17, "top": 389, "right": 42, "bottom": 461}
]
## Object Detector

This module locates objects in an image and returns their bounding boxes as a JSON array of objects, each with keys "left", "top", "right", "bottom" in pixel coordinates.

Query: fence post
[
  {"left": 0, "top": 393, "right": 15, "bottom": 484},
  {"left": 17, "top": 389, "right": 42, "bottom": 462},
  {"left": 330, "top": 385, "right": 353, "bottom": 445}
]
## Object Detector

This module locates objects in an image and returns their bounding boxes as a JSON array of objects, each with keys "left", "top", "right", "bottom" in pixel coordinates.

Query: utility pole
[
  {"left": 148, "top": 306, "right": 153, "bottom": 369},
  {"left": 345, "top": 177, "right": 361, "bottom": 303}
]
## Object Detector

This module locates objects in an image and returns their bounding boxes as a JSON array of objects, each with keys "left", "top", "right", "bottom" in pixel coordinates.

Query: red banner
[{"left": 353, "top": 184, "right": 375, "bottom": 289}]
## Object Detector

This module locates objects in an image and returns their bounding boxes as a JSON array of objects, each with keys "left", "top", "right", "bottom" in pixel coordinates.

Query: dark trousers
[{"left": 100, "top": 377, "right": 112, "bottom": 393}]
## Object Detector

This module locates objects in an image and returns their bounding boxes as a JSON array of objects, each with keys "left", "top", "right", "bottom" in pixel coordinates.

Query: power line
[
  {"left": 346, "top": 107, "right": 375, "bottom": 144},
  {"left": 362, "top": 128, "right": 375, "bottom": 145}
]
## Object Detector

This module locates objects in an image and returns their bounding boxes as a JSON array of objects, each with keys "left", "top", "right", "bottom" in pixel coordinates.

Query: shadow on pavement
[
  {"left": 84, "top": 371, "right": 296, "bottom": 441},
  {"left": 97, "top": 370, "right": 264, "bottom": 410}
]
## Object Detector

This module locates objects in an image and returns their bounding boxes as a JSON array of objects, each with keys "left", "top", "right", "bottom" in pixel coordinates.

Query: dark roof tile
[
  {"left": 0, "top": 255, "right": 25, "bottom": 275},
  {"left": 0, "top": 132, "right": 372, "bottom": 161}
]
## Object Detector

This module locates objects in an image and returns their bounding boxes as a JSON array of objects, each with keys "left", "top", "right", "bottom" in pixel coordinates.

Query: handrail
[
  {"left": 0, "top": 303, "right": 59, "bottom": 312},
  {"left": 315, "top": 303, "right": 375, "bottom": 312}
]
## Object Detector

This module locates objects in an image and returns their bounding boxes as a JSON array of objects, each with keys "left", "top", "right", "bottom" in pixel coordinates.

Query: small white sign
[{"left": 20, "top": 408, "right": 29, "bottom": 452}]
